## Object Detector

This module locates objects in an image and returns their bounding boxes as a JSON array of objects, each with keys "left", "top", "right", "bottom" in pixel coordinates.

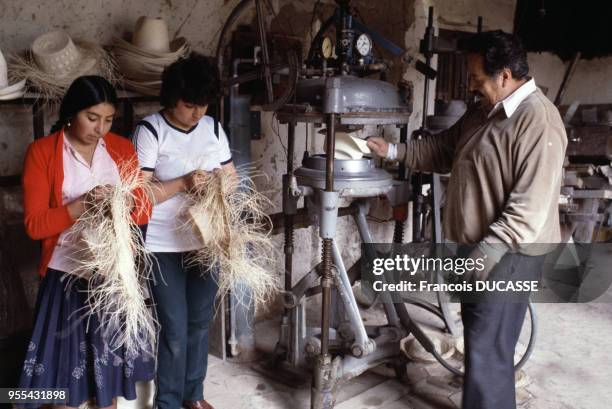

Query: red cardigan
[{"left": 22, "top": 130, "right": 152, "bottom": 277}]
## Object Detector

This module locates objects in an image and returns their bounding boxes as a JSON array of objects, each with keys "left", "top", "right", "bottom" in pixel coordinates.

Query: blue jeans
[{"left": 151, "top": 252, "right": 218, "bottom": 409}]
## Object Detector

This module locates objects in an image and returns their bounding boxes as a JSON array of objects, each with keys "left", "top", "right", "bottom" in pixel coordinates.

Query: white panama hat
[{"left": 0, "top": 48, "right": 26, "bottom": 99}]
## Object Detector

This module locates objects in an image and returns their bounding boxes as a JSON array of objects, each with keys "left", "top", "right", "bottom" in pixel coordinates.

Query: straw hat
[
  {"left": 322, "top": 131, "right": 372, "bottom": 160},
  {"left": 9, "top": 30, "right": 117, "bottom": 101},
  {"left": 400, "top": 332, "right": 456, "bottom": 364},
  {"left": 114, "top": 17, "right": 187, "bottom": 59},
  {"left": 133, "top": 17, "right": 171, "bottom": 53},
  {"left": 0, "top": 48, "right": 26, "bottom": 100},
  {"left": 32, "top": 31, "right": 97, "bottom": 79},
  {"left": 113, "top": 16, "right": 188, "bottom": 95}
]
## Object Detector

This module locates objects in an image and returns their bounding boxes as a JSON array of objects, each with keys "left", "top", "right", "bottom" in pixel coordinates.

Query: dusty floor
[{"left": 120, "top": 291, "right": 612, "bottom": 409}]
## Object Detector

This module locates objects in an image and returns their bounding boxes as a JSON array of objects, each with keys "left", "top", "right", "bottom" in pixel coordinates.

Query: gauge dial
[
  {"left": 355, "top": 33, "right": 372, "bottom": 56},
  {"left": 321, "top": 36, "right": 333, "bottom": 59}
]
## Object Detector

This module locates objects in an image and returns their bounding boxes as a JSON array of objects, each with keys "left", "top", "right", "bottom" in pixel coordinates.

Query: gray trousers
[{"left": 461, "top": 252, "right": 545, "bottom": 409}]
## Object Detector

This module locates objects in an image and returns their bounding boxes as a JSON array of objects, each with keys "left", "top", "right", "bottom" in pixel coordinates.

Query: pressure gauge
[
  {"left": 355, "top": 33, "right": 372, "bottom": 56},
  {"left": 321, "top": 36, "right": 333, "bottom": 59}
]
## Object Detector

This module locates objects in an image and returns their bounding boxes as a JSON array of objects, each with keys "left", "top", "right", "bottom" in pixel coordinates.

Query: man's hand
[
  {"left": 463, "top": 244, "right": 506, "bottom": 283},
  {"left": 366, "top": 136, "right": 390, "bottom": 158}
]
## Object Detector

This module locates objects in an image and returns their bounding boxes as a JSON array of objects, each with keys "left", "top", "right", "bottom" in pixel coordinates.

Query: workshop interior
[{"left": 1, "top": 1, "right": 612, "bottom": 408}]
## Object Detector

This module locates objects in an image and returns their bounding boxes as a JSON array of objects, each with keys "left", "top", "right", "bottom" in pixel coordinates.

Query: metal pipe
[
  {"left": 225, "top": 59, "right": 258, "bottom": 361},
  {"left": 353, "top": 202, "right": 400, "bottom": 328},
  {"left": 331, "top": 242, "right": 370, "bottom": 351},
  {"left": 287, "top": 122, "right": 295, "bottom": 173},
  {"left": 280, "top": 122, "right": 296, "bottom": 358},
  {"left": 228, "top": 291, "right": 238, "bottom": 356},
  {"left": 320, "top": 113, "right": 336, "bottom": 357},
  {"left": 397, "top": 125, "right": 408, "bottom": 180},
  {"left": 393, "top": 218, "right": 405, "bottom": 244},
  {"left": 290, "top": 304, "right": 300, "bottom": 366},
  {"left": 284, "top": 230, "right": 294, "bottom": 292},
  {"left": 412, "top": 6, "right": 435, "bottom": 243},
  {"left": 325, "top": 114, "right": 336, "bottom": 192},
  {"left": 320, "top": 239, "right": 333, "bottom": 356},
  {"left": 394, "top": 125, "right": 409, "bottom": 244},
  {"left": 255, "top": 0, "right": 274, "bottom": 105},
  {"left": 421, "top": 7, "right": 434, "bottom": 130},
  {"left": 285, "top": 122, "right": 296, "bottom": 294}
]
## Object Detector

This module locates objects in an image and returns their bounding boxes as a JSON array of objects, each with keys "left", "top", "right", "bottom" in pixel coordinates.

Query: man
[{"left": 367, "top": 30, "right": 567, "bottom": 409}]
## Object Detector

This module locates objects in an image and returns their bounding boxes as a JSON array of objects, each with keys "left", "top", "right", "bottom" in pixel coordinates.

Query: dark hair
[
  {"left": 50, "top": 76, "right": 118, "bottom": 133},
  {"left": 160, "top": 52, "right": 219, "bottom": 108},
  {"left": 463, "top": 30, "right": 529, "bottom": 79}
]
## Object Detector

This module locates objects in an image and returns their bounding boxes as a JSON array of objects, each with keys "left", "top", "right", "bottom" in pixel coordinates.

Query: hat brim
[
  {"left": 70, "top": 54, "right": 98, "bottom": 78},
  {"left": 123, "top": 78, "right": 162, "bottom": 87},
  {"left": 113, "top": 36, "right": 187, "bottom": 59},
  {"left": 114, "top": 41, "right": 188, "bottom": 82},
  {"left": 115, "top": 54, "right": 166, "bottom": 79},
  {"left": 115, "top": 52, "right": 174, "bottom": 70},
  {"left": 115, "top": 50, "right": 178, "bottom": 66},
  {"left": 0, "top": 88, "right": 25, "bottom": 100},
  {"left": 26, "top": 42, "right": 100, "bottom": 80},
  {"left": 0, "top": 79, "right": 26, "bottom": 95},
  {"left": 322, "top": 132, "right": 369, "bottom": 160},
  {"left": 336, "top": 149, "right": 365, "bottom": 160},
  {"left": 121, "top": 78, "right": 161, "bottom": 96}
]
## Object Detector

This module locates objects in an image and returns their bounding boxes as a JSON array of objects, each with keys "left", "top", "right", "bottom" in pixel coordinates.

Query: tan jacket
[{"left": 397, "top": 88, "right": 567, "bottom": 253}]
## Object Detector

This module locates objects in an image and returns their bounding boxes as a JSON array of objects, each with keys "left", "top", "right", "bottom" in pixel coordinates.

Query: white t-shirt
[{"left": 134, "top": 112, "right": 232, "bottom": 252}]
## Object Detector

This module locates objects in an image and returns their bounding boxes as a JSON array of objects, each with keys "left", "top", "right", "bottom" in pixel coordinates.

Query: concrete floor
[{"left": 118, "top": 290, "right": 612, "bottom": 409}]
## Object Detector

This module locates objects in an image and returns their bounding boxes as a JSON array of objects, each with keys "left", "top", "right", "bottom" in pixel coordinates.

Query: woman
[
  {"left": 133, "top": 53, "right": 236, "bottom": 409},
  {"left": 20, "top": 76, "right": 154, "bottom": 409}
]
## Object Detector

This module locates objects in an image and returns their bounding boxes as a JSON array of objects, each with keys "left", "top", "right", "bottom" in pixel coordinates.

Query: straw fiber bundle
[
  {"left": 185, "top": 168, "right": 278, "bottom": 308},
  {"left": 68, "top": 164, "right": 156, "bottom": 358}
]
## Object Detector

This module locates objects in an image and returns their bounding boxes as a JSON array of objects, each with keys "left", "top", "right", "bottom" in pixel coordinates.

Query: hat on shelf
[
  {"left": 113, "top": 16, "right": 189, "bottom": 96},
  {"left": 0, "top": 48, "right": 26, "bottom": 100},
  {"left": 9, "top": 30, "right": 117, "bottom": 101}
]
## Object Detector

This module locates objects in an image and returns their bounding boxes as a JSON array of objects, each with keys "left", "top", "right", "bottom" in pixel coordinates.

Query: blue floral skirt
[{"left": 18, "top": 268, "right": 155, "bottom": 408}]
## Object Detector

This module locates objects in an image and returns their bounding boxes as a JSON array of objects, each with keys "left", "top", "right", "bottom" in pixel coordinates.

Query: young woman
[
  {"left": 133, "top": 53, "right": 236, "bottom": 409},
  {"left": 20, "top": 76, "right": 154, "bottom": 409}
]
